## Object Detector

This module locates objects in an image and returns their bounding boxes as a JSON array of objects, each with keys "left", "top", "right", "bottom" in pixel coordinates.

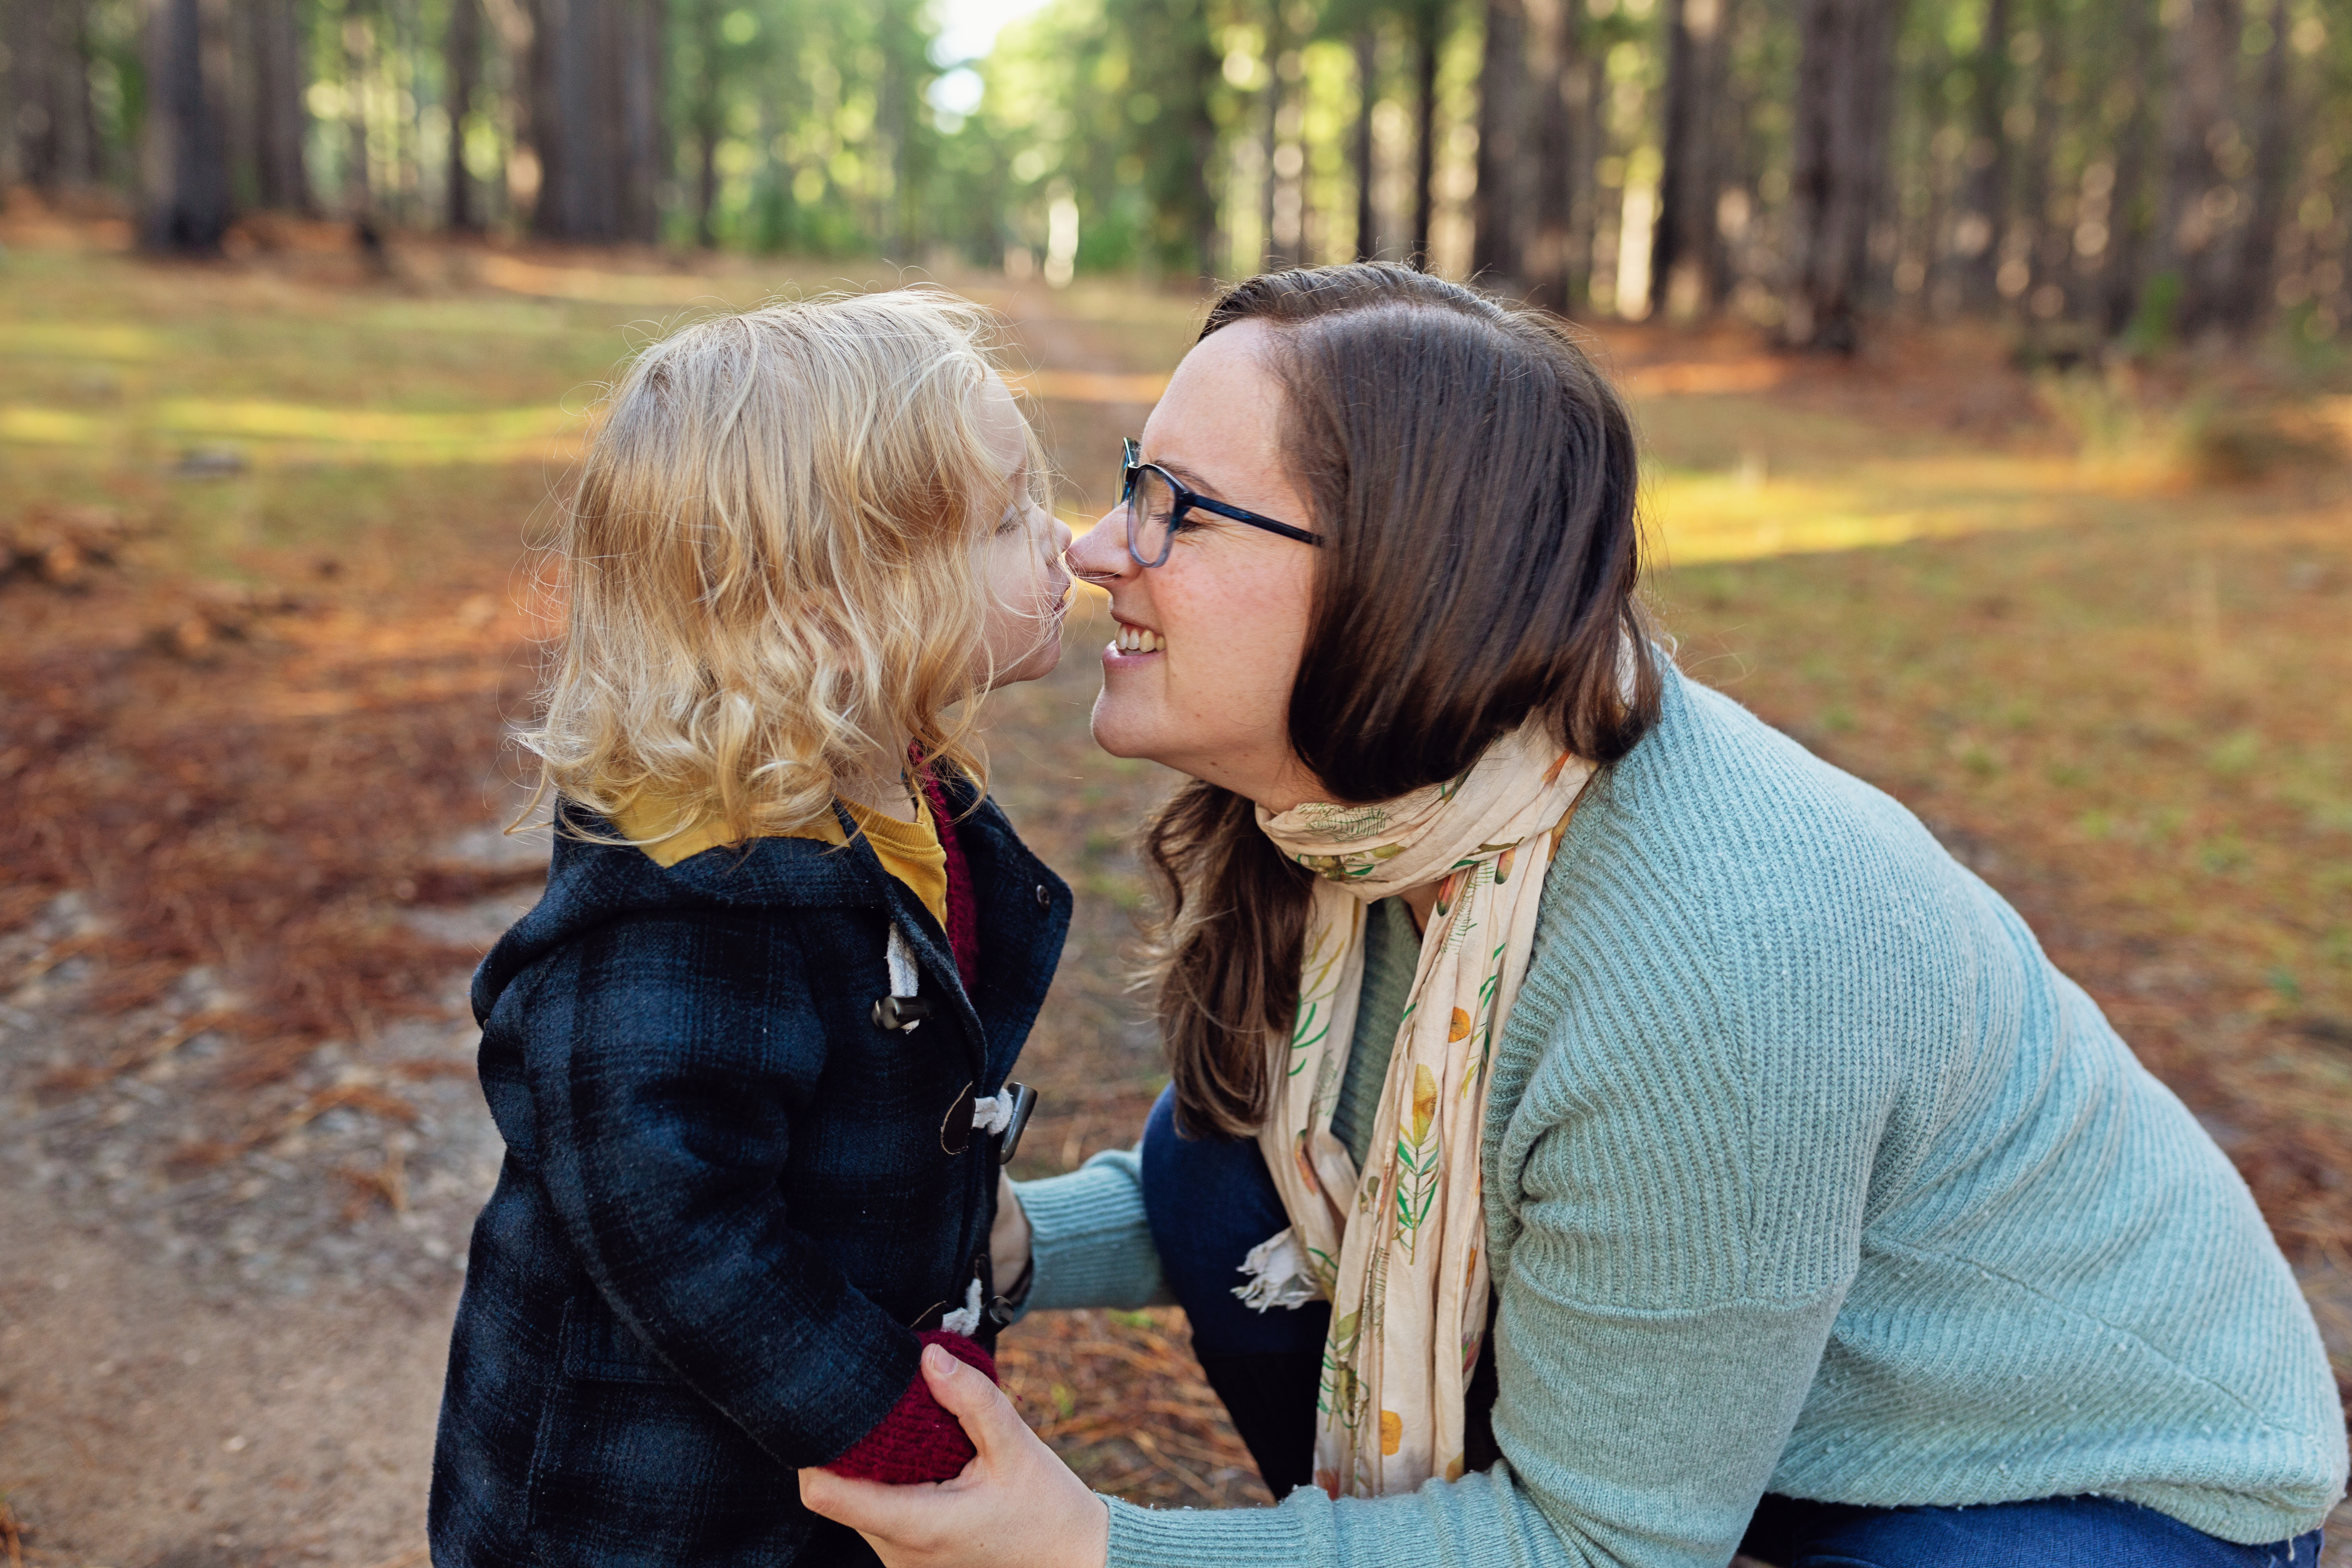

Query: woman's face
[
  {"left": 973, "top": 373, "right": 1074, "bottom": 689},
  {"left": 1066, "top": 321, "right": 1325, "bottom": 810}
]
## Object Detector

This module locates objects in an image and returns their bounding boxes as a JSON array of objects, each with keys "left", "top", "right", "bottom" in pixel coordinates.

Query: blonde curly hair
[{"left": 519, "top": 287, "right": 1046, "bottom": 849}]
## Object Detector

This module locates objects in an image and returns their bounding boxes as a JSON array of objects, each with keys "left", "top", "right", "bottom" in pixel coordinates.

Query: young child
[{"left": 430, "top": 290, "right": 1075, "bottom": 1566}]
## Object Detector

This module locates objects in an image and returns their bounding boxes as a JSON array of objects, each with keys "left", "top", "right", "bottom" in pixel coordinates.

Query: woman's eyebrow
[{"left": 1154, "top": 457, "right": 1221, "bottom": 495}]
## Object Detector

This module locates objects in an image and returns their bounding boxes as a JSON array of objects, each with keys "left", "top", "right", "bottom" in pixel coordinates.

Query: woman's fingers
[
  {"left": 797, "top": 1343, "right": 1110, "bottom": 1568},
  {"left": 920, "top": 1341, "right": 1029, "bottom": 1466},
  {"left": 797, "top": 1465, "right": 925, "bottom": 1540}
]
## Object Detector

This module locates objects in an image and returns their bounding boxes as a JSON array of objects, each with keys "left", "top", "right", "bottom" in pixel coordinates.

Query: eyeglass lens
[{"left": 1126, "top": 465, "right": 1179, "bottom": 566}]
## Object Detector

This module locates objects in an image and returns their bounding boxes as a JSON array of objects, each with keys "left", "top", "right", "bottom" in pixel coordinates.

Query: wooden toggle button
[
  {"left": 872, "top": 994, "right": 933, "bottom": 1031},
  {"left": 996, "top": 1082, "right": 1038, "bottom": 1166}
]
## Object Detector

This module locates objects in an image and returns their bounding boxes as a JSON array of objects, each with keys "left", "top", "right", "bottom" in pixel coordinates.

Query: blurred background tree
[{"left": 3, "top": 0, "right": 2350, "bottom": 352}]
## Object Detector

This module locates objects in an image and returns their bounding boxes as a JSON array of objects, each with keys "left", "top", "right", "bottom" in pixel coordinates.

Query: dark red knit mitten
[{"left": 823, "top": 1330, "right": 998, "bottom": 1485}]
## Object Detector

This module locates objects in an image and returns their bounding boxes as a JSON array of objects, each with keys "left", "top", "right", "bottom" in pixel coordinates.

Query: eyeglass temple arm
[{"left": 1184, "top": 492, "right": 1324, "bottom": 546}]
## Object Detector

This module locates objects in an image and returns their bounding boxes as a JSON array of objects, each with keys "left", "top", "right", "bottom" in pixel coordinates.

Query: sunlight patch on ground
[
  {"left": 0, "top": 405, "right": 107, "bottom": 443},
  {"left": 0, "top": 399, "right": 587, "bottom": 466},
  {"left": 154, "top": 399, "right": 577, "bottom": 445},
  {"left": 8, "top": 321, "right": 167, "bottom": 360},
  {"left": 1648, "top": 454, "right": 2175, "bottom": 566}
]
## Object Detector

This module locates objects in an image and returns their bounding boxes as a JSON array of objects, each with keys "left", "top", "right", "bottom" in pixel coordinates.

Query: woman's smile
[{"left": 1107, "top": 615, "right": 1166, "bottom": 657}]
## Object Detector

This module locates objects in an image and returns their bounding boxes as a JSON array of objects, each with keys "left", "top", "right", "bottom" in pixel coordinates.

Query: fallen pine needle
[
  {"left": 337, "top": 1141, "right": 410, "bottom": 1218},
  {"left": 1126, "top": 1430, "right": 1218, "bottom": 1503}
]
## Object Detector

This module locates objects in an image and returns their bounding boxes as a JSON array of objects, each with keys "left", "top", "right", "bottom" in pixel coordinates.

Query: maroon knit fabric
[
  {"left": 915, "top": 762, "right": 981, "bottom": 995},
  {"left": 822, "top": 1330, "right": 998, "bottom": 1485}
]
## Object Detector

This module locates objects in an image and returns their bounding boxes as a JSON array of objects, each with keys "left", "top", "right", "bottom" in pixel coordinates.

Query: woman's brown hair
[{"left": 1147, "top": 262, "right": 1659, "bottom": 1137}]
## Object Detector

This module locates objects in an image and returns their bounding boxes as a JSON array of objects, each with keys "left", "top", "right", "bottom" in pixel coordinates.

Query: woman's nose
[{"left": 1066, "top": 512, "right": 1131, "bottom": 581}]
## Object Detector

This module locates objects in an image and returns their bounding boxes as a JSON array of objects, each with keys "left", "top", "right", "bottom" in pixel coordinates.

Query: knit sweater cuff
[
  {"left": 1105, "top": 1494, "right": 1325, "bottom": 1568},
  {"left": 1011, "top": 1148, "right": 1169, "bottom": 1316},
  {"left": 822, "top": 1331, "right": 995, "bottom": 1484}
]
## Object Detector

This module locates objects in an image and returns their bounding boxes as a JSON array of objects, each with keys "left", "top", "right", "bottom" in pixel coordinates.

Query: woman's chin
[{"left": 1086, "top": 690, "right": 1158, "bottom": 762}]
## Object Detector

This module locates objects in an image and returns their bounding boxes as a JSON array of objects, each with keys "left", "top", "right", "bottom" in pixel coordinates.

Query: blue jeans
[
  {"left": 1739, "top": 1493, "right": 2322, "bottom": 1566},
  {"left": 1138, "top": 1087, "right": 2325, "bottom": 1565},
  {"left": 1141, "top": 1085, "right": 1331, "bottom": 1495}
]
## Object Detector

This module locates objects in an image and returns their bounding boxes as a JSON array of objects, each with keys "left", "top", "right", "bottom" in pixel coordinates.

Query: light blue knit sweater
[{"left": 1011, "top": 664, "right": 2345, "bottom": 1567}]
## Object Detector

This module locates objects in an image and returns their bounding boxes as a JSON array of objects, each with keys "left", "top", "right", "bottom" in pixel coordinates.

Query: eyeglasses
[{"left": 1117, "top": 437, "right": 1324, "bottom": 568}]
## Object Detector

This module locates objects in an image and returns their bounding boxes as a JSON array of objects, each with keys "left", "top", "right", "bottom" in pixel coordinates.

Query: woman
[{"left": 800, "top": 264, "right": 2343, "bottom": 1568}]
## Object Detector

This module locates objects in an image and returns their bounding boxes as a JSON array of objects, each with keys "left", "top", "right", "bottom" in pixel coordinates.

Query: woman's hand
[{"left": 799, "top": 1341, "right": 1111, "bottom": 1568}]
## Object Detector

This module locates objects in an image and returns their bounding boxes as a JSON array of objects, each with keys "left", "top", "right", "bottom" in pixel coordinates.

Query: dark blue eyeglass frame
[{"left": 1118, "top": 437, "right": 1325, "bottom": 568}]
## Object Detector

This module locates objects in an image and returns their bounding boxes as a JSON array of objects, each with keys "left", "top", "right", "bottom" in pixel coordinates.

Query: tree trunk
[
  {"left": 531, "top": 0, "right": 597, "bottom": 238},
  {"left": 11, "top": 0, "right": 105, "bottom": 190},
  {"left": 530, "top": 0, "right": 664, "bottom": 242},
  {"left": 1407, "top": 0, "right": 1440, "bottom": 269},
  {"left": 1352, "top": 27, "right": 1378, "bottom": 260},
  {"left": 689, "top": 0, "right": 722, "bottom": 247},
  {"left": 2016, "top": 0, "right": 2062, "bottom": 312},
  {"left": 7, "top": 0, "right": 49, "bottom": 187},
  {"left": 1470, "top": 0, "right": 1528, "bottom": 284},
  {"left": 1153, "top": 0, "right": 1222, "bottom": 281},
  {"left": 447, "top": 0, "right": 482, "bottom": 229},
  {"left": 1258, "top": 0, "right": 1289, "bottom": 268},
  {"left": 1649, "top": 0, "right": 1726, "bottom": 318},
  {"left": 2098, "top": 1, "right": 2158, "bottom": 335},
  {"left": 140, "top": 0, "right": 235, "bottom": 253},
  {"left": 695, "top": 130, "right": 720, "bottom": 246},
  {"left": 1958, "top": 0, "right": 2010, "bottom": 309},
  {"left": 2158, "top": 0, "right": 2241, "bottom": 340},
  {"left": 1524, "top": 0, "right": 1588, "bottom": 313},
  {"left": 626, "top": 0, "right": 666, "bottom": 243},
  {"left": 385, "top": 0, "right": 423, "bottom": 221},
  {"left": 1707, "top": 1, "right": 1758, "bottom": 296},
  {"left": 258, "top": 0, "right": 312, "bottom": 210},
  {"left": 343, "top": 15, "right": 372, "bottom": 215},
  {"left": 1783, "top": 0, "right": 1899, "bottom": 352},
  {"left": 2223, "top": 0, "right": 2292, "bottom": 332},
  {"left": 1185, "top": 0, "right": 1222, "bottom": 279},
  {"left": 874, "top": 0, "right": 917, "bottom": 255},
  {"left": 480, "top": 0, "right": 529, "bottom": 224}
]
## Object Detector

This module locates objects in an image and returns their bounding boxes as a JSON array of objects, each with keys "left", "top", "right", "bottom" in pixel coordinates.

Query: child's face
[{"left": 972, "top": 375, "right": 1073, "bottom": 689}]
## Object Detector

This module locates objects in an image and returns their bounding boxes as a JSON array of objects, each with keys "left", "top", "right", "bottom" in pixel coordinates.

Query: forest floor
[{"left": 2, "top": 200, "right": 2350, "bottom": 1566}]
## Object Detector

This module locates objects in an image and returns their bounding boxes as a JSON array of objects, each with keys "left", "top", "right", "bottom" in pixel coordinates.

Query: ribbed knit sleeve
[
  {"left": 1107, "top": 1465, "right": 1590, "bottom": 1568},
  {"left": 1010, "top": 1149, "right": 1168, "bottom": 1315}
]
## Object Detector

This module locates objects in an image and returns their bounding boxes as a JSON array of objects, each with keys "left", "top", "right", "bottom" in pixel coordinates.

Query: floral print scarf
[{"left": 1252, "top": 724, "right": 1592, "bottom": 1498}]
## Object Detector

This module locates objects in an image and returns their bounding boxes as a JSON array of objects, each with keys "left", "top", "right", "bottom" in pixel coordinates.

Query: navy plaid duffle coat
[{"left": 429, "top": 780, "right": 1070, "bottom": 1566}]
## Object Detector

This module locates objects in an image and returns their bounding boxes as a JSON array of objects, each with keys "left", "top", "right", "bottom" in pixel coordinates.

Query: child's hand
[
  {"left": 800, "top": 1341, "right": 1110, "bottom": 1568},
  {"left": 823, "top": 1331, "right": 997, "bottom": 1485}
]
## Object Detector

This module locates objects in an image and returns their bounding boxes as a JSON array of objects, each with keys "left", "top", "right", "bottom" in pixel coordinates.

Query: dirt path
[
  {"left": 1, "top": 869, "right": 520, "bottom": 1567},
  {"left": 0, "top": 1203, "right": 453, "bottom": 1568}
]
